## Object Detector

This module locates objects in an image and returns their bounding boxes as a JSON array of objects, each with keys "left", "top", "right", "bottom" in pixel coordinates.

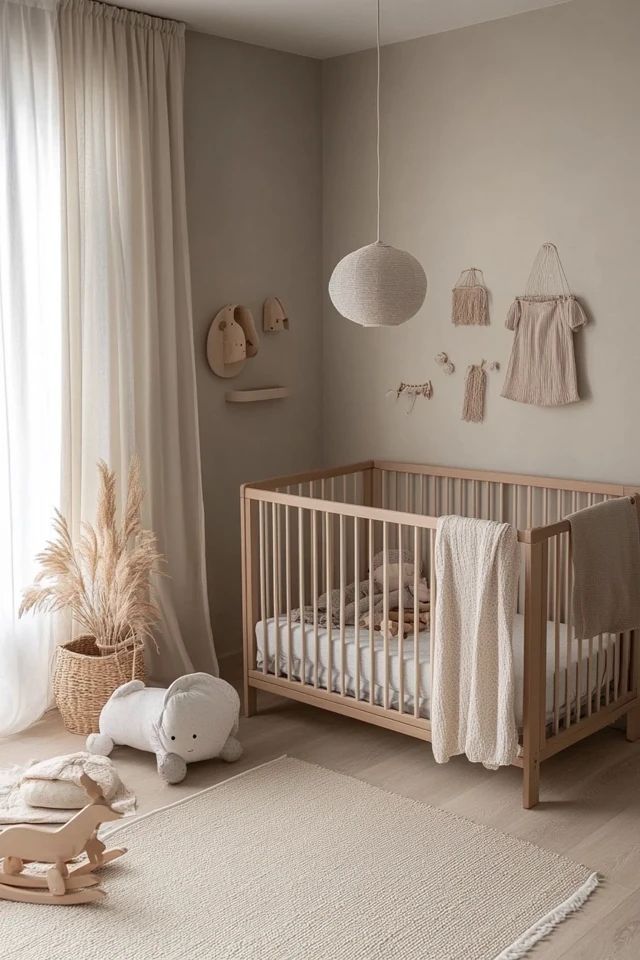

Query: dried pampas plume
[{"left": 19, "top": 457, "right": 163, "bottom": 654}]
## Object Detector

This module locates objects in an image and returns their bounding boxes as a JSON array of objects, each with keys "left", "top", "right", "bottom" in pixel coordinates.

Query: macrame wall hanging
[
  {"left": 452, "top": 268, "right": 490, "bottom": 326},
  {"left": 435, "top": 352, "right": 455, "bottom": 374},
  {"left": 387, "top": 380, "right": 433, "bottom": 414},
  {"left": 462, "top": 360, "right": 499, "bottom": 423},
  {"left": 501, "top": 242, "right": 587, "bottom": 407}
]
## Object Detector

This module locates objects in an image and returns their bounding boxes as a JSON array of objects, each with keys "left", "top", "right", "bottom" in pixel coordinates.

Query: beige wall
[
  {"left": 322, "top": 0, "right": 640, "bottom": 482},
  {"left": 185, "top": 32, "right": 322, "bottom": 659},
  {"left": 185, "top": 0, "right": 639, "bottom": 658}
]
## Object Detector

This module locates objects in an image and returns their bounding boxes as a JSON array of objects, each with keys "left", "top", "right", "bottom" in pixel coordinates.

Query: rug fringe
[{"left": 493, "top": 872, "right": 599, "bottom": 960}]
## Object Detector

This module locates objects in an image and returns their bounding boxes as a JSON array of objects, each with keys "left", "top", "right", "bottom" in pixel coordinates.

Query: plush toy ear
[
  {"left": 157, "top": 673, "right": 219, "bottom": 733},
  {"left": 162, "top": 672, "right": 217, "bottom": 706}
]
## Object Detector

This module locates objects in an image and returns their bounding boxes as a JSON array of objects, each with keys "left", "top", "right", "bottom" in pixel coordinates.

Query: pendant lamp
[{"left": 328, "top": 0, "right": 427, "bottom": 327}]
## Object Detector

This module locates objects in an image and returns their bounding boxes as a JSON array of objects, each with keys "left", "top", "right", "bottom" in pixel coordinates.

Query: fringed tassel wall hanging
[
  {"left": 452, "top": 268, "right": 490, "bottom": 326},
  {"left": 462, "top": 360, "right": 499, "bottom": 423}
]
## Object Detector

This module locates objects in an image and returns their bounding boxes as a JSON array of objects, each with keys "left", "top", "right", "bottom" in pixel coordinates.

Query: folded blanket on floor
[
  {"left": 569, "top": 496, "right": 640, "bottom": 640},
  {"left": 290, "top": 548, "right": 429, "bottom": 629},
  {"left": 431, "top": 515, "right": 520, "bottom": 769},
  {"left": 0, "top": 752, "right": 136, "bottom": 824}
]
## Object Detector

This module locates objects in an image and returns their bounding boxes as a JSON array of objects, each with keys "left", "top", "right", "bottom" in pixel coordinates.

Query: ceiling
[{"left": 109, "top": 0, "right": 572, "bottom": 59}]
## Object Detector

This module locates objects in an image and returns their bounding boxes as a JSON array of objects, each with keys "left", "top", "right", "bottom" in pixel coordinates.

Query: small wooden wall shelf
[{"left": 225, "top": 387, "right": 290, "bottom": 404}]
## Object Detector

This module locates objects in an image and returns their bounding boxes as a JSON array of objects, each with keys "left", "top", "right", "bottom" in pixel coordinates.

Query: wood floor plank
[{"left": 555, "top": 890, "right": 640, "bottom": 959}]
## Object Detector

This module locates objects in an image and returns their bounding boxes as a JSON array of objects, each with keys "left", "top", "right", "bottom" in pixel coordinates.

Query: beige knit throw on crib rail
[
  {"left": 568, "top": 497, "right": 640, "bottom": 641},
  {"left": 431, "top": 516, "right": 520, "bottom": 769}
]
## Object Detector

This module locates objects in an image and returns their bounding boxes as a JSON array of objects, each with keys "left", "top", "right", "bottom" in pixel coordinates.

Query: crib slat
[
  {"left": 398, "top": 524, "right": 404, "bottom": 715},
  {"left": 272, "top": 503, "right": 280, "bottom": 676},
  {"left": 298, "top": 505, "right": 305, "bottom": 687},
  {"left": 605, "top": 632, "right": 611, "bottom": 707},
  {"left": 565, "top": 533, "right": 573, "bottom": 729},
  {"left": 587, "top": 634, "right": 593, "bottom": 717},
  {"left": 369, "top": 519, "right": 375, "bottom": 706},
  {"left": 623, "top": 631, "right": 631, "bottom": 695},
  {"left": 413, "top": 526, "right": 420, "bottom": 719},
  {"left": 614, "top": 630, "right": 620, "bottom": 701},
  {"left": 339, "top": 514, "right": 346, "bottom": 697},
  {"left": 312, "top": 510, "right": 319, "bottom": 688},
  {"left": 326, "top": 512, "right": 333, "bottom": 694},
  {"left": 259, "top": 502, "right": 267, "bottom": 674},
  {"left": 320, "top": 479, "right": 326, "bottom": 594},
  {"left": 285, "top": 505, "right": 292, "bottom": 680},
  {"left": 429, "top": 528, "right": 436, "bottom": 708},
  {"left": 576, "top": 633, "right": 582, "bottom": 723},
  {"left": 553, "top": 535, "right": 561, "bottom": 734},
  {"left": 597, "top": 633, "right": 603, "bottom": 712},
  {"left": 354, "top": 516, "right": 360, "bottom": 702},
  {"left": 382, "top": 522, "right": 389, "bottom": 710}
]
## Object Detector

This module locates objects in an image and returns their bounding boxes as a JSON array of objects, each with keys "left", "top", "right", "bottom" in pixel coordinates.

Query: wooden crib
[{"left": 241, "top": 460, "right": 640, "bottom": 808}]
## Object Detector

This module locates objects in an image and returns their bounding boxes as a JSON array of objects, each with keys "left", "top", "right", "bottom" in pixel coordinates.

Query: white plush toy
[{"left": 86, "top": 673, "right": 242, "bottom": 784}]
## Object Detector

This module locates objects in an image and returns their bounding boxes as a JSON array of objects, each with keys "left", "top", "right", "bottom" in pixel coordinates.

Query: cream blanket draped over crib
[{"left": 431, "top": 516, "right": 520, "bottom": 769}]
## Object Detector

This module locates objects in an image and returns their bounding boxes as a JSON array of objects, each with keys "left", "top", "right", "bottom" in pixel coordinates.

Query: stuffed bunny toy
[{"left": 87, "top": 673, "right": 242, "bottom": 784}]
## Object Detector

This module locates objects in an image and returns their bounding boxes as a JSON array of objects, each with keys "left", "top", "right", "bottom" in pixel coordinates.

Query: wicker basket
[{"left": 53, "top": 635, "right": 146, "bottom": 735}]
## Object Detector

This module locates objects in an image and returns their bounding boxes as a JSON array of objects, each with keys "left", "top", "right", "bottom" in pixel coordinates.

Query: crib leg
[
  {"left": 522, "top": 755, "right": 540, "bottom": 809},
  {"left": 626, "top": 705, "right": 640, "bottom": 742},
  {"left": 243, "top": 684, "right": 258, "bottom": 718}
]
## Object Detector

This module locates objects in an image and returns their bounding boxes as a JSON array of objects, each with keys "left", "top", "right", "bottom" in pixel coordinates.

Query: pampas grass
[{"left": 19, "top": 458, "right": 163, "bottom": 654}]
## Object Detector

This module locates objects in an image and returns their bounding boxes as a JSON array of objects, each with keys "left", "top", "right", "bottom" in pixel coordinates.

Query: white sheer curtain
[
  {"left": 0, "top": 0, "right": 62, "bottom": 735},
  {"left": 58, "top": 0, "right": 217, "bottom": 683},
  {"left": 0, "top": 0, "right": 217, "bottom": 736}
]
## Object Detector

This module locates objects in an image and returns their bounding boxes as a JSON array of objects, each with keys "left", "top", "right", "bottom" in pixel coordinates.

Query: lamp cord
[{"left": 376, "top": 0, "right": 381, "bottom": 242}]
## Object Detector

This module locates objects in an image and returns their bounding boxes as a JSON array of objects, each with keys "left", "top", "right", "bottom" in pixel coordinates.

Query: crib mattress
[{"left": 255, "top": 615, "right": 608, "bottom": 726}]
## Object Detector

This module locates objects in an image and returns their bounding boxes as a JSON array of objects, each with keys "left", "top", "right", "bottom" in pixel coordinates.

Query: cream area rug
[{"left": 2, "top": 757, "right": 597, "bottom": 960}]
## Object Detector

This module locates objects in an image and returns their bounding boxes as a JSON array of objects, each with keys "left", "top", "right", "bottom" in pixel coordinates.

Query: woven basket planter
[{"left": 53, "top": 635, "right": 146, "bottom": 735}]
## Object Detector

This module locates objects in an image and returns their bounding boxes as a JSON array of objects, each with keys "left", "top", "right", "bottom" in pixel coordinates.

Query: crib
[{"left": 241, "top": 460, "right": 640, "bottom": 808}]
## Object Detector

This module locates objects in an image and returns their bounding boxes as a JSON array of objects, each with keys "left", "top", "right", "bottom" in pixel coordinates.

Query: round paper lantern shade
[{"left": 329, "top": 241, "right": 427, "bottom": 327}]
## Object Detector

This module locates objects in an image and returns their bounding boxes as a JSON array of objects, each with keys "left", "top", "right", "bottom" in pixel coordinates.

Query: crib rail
[{"left": 241, "top": 461, "right": 640, "bottom": 807}]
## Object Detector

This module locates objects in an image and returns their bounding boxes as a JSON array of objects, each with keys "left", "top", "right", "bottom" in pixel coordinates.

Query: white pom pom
[{"left": 86, "top": 733, "right": 114, "bottom": 756}]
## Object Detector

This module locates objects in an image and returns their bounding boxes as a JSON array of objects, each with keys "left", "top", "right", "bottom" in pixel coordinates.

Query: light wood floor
[{"left": 2, "top": 657, "right": 640, "bottom": 959}]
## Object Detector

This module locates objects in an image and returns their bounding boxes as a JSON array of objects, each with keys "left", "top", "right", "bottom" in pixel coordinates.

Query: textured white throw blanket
[
  {"left": 431, "top": 516, "right": 520, "bottom": 769},
  {"left": 0, "top": 753, "right": 136, "bottom": 824}
]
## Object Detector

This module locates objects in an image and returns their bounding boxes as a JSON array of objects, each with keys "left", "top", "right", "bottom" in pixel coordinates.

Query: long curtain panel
[
  {"left": 58, "top": 0, "right": 217, "bottom": 682},
  {"left": 0, "top": 0, "right": 62, "bottom": 735},
  {"left": 0, "top": 0, "right": 216, "bottom": 737}
]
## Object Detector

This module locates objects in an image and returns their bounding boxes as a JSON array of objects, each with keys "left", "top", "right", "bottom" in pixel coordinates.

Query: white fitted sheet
[{"left": 255, "top": 615, "right": 610, "bottom": 727}]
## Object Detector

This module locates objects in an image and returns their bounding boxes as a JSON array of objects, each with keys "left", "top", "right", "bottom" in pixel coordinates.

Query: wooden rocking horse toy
[{"left": 0, "top": 774, "right": 127, "bottom": 904}]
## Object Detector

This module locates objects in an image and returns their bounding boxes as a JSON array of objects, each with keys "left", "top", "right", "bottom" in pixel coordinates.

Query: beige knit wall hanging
[
  {"left": 462, "top": 360, "right": 499, "bottom": 423},
  {"left": 452, "top": 268, "right": 489, "bottom": 326},
  {"left": 501, "top": 243, "right": 587, "bottom": 407}
]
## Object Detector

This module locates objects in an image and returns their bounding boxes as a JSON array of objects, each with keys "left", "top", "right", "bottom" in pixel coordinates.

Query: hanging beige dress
[{"left": 501, "top": 295, "right": 587, "bottom": 406}]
